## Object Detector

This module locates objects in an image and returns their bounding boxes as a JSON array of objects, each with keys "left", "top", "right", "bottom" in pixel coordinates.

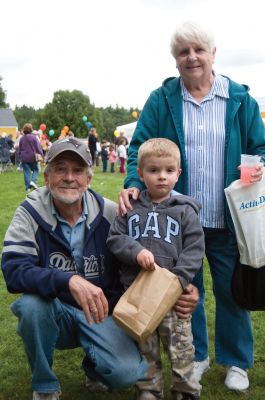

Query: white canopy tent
[{"left": 116, "top": 121, "right": 137, "bottom": 144}]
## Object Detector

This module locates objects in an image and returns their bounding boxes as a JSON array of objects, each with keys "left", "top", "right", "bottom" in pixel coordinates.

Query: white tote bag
[{"left": 224, "top": 178, "right": 265, "bottom": 268}]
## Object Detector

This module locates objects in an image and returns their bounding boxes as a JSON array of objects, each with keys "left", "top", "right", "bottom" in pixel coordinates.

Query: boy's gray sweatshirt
[{"left": 107, "top": 190, "right": 205, "bottom": 290}]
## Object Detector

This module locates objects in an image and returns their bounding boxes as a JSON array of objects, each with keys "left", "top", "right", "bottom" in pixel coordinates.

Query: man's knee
[
  {"left": 106, "top": 357, "right": 147, "bottom": 389},
  {"left": 11, "top": 294, "right": 53, "bottom": 325}
]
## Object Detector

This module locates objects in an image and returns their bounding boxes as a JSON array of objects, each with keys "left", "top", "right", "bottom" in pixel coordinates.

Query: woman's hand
[
  {"left": 250, "top": 162, "right": 264, "bottom": 182},
  {"left": 118, "top": 187, "right": 140, "bottom": 216},
  {"left": 238, "top": 162, "right": 264, "bottom": 183}
]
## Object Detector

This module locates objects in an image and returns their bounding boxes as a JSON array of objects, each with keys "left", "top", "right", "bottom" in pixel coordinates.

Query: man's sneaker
[
  {"left": 190, "top": 357, "right": 210, "bottom": 382},
  {"left": 30, "top": 181, "right": 38, "bottom": 190},
  {"left": 224, "top": 366, "right": 249, "bottom": 392},
  {"left": 85, "top": 376, "right": 109, "bottom": 392},
  {"left": 33, "top": 391, "right": 61, "bottom": 400}
]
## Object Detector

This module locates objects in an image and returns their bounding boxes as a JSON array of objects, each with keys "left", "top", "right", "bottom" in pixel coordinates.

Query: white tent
[{"left": 116, "top": 121, "right": 137, "bottom": 143}]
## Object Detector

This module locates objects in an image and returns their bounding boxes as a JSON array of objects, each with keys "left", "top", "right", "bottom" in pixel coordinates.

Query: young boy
[{"left": 107, "top": 138, "right": 204, "bottom": 400}]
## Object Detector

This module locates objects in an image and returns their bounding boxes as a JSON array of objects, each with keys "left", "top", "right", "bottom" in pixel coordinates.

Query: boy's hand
[{"left": 137, "top": 249, "right": 155, "bottom": 271}]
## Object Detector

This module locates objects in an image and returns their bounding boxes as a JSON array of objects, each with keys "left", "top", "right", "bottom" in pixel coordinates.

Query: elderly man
[{"left": 1, "top": 138, "right": 147, "bottom": 400}]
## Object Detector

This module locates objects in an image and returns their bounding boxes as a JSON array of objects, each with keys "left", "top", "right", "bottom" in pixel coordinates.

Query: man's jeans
[{"left": 11, "top": 295, "right": 147, "bottom": 393}]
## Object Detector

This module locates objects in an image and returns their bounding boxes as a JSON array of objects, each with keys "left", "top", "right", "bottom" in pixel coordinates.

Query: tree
[
  {"left": 0, "top": 76, "right": 9, "bottom": 108},
  {"left": 41, "top": 90, "right": 96, "bottom": 138},
  {"left": 11, "top": 87, "right": 141, "bottom": 141},
  {"left": 13, "top": 105, "right": 38, "bottom": 129}
]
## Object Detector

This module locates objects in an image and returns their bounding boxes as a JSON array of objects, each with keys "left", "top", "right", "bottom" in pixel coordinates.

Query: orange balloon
[
  {"left": 63, "top": 126, "right": 69, "bottom": 133},
  {"left": 132, "top": 111, "right": 138, "bottom": 119},
  {"left": 59, "top": 130, "right": 66, "bottom": 140}
]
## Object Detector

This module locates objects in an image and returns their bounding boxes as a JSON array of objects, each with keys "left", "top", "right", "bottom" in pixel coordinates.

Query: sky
[{"left": 2, "top": 0, "right": 265, "bottom": 112}]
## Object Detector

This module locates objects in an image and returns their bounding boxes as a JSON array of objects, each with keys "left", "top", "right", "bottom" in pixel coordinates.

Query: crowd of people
[
  {"left": 87, "top": 127, "right": 129, "bottom": 174},
  {"left": 1, "top": 20, "right": 265, "bottom": 400}
]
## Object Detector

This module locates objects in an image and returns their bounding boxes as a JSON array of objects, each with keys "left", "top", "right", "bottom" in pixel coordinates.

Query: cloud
[
  {"left": 217, "top": 48, "right": 265, "bottom": 68},
  {"left": 1, "top": 0, "right": 265, "bottom": 110}
]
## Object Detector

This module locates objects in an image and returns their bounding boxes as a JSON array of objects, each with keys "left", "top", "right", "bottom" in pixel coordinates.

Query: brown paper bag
[{"left": 113, "top": 263, "right": 183, "bottom": 342}]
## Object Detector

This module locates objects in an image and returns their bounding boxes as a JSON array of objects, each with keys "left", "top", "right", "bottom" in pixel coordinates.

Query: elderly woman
[{"left": 119, "top": 21, "right": 265, "bottom": 396}]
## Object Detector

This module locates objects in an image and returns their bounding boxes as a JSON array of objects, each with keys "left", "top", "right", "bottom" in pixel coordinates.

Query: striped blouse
[{"left": 181, "top": 74, "right": 229, "bottom": 228}]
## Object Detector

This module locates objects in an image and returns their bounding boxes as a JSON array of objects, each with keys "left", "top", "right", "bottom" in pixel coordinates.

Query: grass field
[{"left": 0, "top": 166, "right": 265, "bottom": 400}]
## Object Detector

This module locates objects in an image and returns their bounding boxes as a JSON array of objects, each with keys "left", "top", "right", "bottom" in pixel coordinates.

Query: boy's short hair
[{"left": 138, "top": 138, "right": 181, "bottom": 169}]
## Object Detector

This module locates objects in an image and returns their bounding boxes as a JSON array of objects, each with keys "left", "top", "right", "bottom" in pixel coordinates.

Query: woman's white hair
[{"left": 170, "top": 21, "right": 215, "bottom": 60}]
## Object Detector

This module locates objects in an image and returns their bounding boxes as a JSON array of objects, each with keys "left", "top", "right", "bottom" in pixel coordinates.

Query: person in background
[
  {"left": 88, "top": 127, "right": 98, "bottom": 166},
  {"left": 0, "top": 132, "right": 14, "bottom": 168},
  {"left": 119, "top": 21, "right": 265, "bottom": 392},
  {"left": 19, "top": 123, "right": 44, "bottom": 191},
  {"left": 117, "top": 138, "right": 127, "bottom": 174},
  {"left": 1, "top": 138, "right": 147, "bottom": 400},
  {"left": 40, "top": 133, "right": 51, "bottom": 159},
  {"left": 14, "top": 130, "right": 23, "bottom": 170},
  {"left": 107, "top": 138, "right": 204, "bottom": 400},
  {"left": 108, "top": 144, "right": 117, "bottom": 173},
  {"left": 115, "top": 131, "right": 128, "bottom": 147},
  {"left": 101, "top": 140, "right": 109, "bottom": 173}
]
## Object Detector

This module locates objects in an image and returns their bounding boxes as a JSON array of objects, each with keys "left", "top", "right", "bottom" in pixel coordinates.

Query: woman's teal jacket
[{"left": 125, "top": 76, "right": 265, "bottom": 230}]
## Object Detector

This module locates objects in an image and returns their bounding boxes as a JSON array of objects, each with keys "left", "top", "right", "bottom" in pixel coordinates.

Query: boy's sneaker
[
  {"left": 190, "top": 357, "right": 210, "bottom": 382},
  {"left": 33, "top": 391, "right": 61, "bottom": 400},
  {"left": 30, "top": 181, "right": 38, "bottom": 190}
]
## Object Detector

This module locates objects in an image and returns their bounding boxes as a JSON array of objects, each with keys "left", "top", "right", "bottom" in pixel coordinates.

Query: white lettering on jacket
[
  {"left": 83, "top": 255, "right": 105, "bottom": 278},
  {"left": 49, "top": 253, "right": 105, "bottom": 279},
  {"left": 49, "top": 252, "right": 76, "bottom": 272},
  {"left": 128, "top": 212, "right": 180, "bottom": 244}
]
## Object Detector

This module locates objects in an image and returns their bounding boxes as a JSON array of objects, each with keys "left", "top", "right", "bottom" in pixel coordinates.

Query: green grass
[{"left": 0, "top": 167, "right": 265, "bottom": 399}]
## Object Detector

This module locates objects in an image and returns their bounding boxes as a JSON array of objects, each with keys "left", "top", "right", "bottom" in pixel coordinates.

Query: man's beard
[{"left": 50, "top": 187, "right": 82, "bottom": 205}]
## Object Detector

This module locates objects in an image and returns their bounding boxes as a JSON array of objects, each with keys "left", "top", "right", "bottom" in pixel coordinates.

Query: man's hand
[
  {"left": 174, "top": 283, "right": 199, "bottom": 319},
  {"left": 118, "top": 187, "right": 140, "bottom": 216},
  {"left": 69, "top": 275, "right": 109, "bottom": 324},
  {"left": 137, "top": 249, "right": 155, "bottom": 271}
]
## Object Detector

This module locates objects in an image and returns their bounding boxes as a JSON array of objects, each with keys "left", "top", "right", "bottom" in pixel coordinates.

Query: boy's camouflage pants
[{"left": 135, "top": 310, "right": 201, "bottom": 399}]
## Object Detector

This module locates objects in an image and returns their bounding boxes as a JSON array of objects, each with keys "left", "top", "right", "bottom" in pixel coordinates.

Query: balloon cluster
[
  {"left": 82, "top": 116, "right": 92, "bottom": 129},
  {"left": 39, "top": 123, "right": 55, "bottom": 137}
]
